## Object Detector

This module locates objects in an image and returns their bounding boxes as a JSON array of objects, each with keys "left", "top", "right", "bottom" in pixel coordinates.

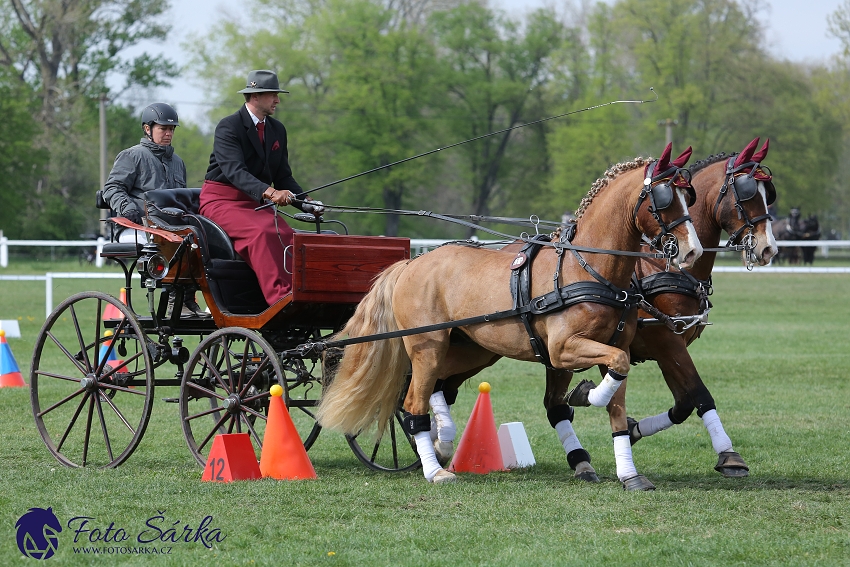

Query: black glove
[{"left": 122, "top": 208, "right": 143, "bottom": 224}]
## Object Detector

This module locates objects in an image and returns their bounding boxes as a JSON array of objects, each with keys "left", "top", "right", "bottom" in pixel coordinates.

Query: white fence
[{"left": 3, "top": 236, "right": 850, "bottom": 267}]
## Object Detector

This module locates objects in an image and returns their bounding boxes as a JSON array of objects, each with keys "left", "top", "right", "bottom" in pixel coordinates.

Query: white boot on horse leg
[
  {"left": 566, "top": 369, "right": 627, "bottom": 408},
  {"left": 555, "top": 418, "right": 599, "bottom": 483},
  {"left": 613, "top": 432, "right": 655, "bottom": 491},
  {"left": 429, "top": 391, "right": 456, "bottom": 466},
  {"left": 702, "top": 409, "right": 749, "bottom": 478},
  {"left": 413, "top": 431, "right": 455, "bottom": 483},
  {"left": 628, "top": 411, "right": 675, "bottom": 444}
]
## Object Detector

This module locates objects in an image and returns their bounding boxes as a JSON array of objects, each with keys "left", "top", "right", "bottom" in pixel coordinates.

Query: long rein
[{"left": 278, "top": 201, "right": 688, "bottom": 358}]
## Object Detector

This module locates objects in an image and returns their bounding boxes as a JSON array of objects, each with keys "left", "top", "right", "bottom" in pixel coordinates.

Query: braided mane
[
  {"left": 574, "top": 157, "right": 653, "bottom": 220},
  {"left": 689, "top": 152, "right": 738, "bottom": 175}
]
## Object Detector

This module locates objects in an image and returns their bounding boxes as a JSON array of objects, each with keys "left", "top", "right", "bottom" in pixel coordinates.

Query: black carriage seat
[{"left": 144, "top": 188, "right": 268, "bottom": 315}]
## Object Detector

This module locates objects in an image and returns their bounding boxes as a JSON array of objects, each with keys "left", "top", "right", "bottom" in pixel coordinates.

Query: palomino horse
[
  {"left": 317, "top": 145, "right": 702, "bottom": 483},
  {"left": 431, "top": 138, "right": 777, "bottom": 489}
]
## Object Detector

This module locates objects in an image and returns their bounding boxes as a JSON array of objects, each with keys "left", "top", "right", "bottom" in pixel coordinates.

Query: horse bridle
[
  {"left": 711, "top": 158, "right": 776, "bottom": 267},
  {"left": 633, "top": 160, "right": 696, "bottom": 261}
]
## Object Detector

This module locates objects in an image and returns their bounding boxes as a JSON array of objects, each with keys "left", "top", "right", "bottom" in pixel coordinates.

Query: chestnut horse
[
  {"left": 317, "top": 146, "right": 702, "bottom": 483},
  {"left": 435, "top": 138, "right": 777, "bottom": 489}
]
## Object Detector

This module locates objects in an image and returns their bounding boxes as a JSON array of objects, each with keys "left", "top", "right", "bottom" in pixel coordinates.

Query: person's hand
[
  {"left": 263, "top": 187, "right": 294, "bottom": 206},
  {"left": 122, "top": 208, "right": 143, "bottom": 224},
  {"left": 304, "top": 199, "right": 324, "bottom": 217}
]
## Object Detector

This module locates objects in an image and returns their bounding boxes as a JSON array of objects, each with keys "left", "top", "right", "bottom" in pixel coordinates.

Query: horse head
[
  {"left": 632, "top": 143, "right": 702, "bottom": 269},
  {"left": 695, "top": 137, "right": 778, "bottom": 266}
]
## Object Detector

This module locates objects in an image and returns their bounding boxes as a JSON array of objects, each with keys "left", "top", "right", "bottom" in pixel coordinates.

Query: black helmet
[{"left": 141, "top": 103, "right": 179, "bottom": 137}]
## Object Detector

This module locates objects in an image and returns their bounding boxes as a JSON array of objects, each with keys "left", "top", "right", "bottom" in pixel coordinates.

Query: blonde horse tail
[{"left": 316, "top": 259, "right": 411, "bottom": 437}]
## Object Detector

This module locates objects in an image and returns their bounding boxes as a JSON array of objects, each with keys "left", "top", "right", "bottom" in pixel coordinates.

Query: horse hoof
[
  {"left": 429, "top": 469, "right": 456, "bottom": 484},
  {"left": 715, "top": 451, "right": 749, "bottom": 478},
  {"left": 622, "top": 474, "right": 655, "bottom": 491},
  {"left": 575, "top": 470, "right": 601, "bottom": 483},
  {"left": 434, "top": 440, "right": 454, "bottom": 467},
  {"left": 626, "top": 416, "right": 641, "bottom": 445},
  {"left": 565, "top": 379, "right": 596, "bottom": 407}
]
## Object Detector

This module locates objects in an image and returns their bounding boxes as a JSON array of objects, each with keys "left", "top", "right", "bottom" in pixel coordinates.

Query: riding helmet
[{"left": 141, "top": 103, "right": 179, "bottom": 136}]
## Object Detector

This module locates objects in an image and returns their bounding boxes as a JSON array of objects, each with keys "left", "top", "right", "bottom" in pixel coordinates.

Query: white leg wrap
[
  {"left": 414, "top": 431, "right": 443, "bottom": 481},
  {"left": 637, "top": 411, "right": 674, "bottom": 438},
  {"left": 613, "top": 434, "right": 638, "bottom": 481},
  {"left": 555, "top": 420, "right": 584, "bottom": 455},
  {"left": 429, "top": 391, "right": 456, "bottom": 443},
  {"left": 701, "top": 409, "right": 733, "bottom": 454},
  {"left": 587, "top": 372, "right": 626, "bottom": 407}
]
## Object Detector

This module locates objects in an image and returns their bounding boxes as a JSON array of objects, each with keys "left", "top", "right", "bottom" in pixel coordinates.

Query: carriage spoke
[
  {"left": 94, "top": 393, "right": 115, "bottom": 462},
  {"left": 38, "top": 388, "right": 86, "bottom": 418},
  {"left": 185, "top": 380, "right": 226, "bottom": 402},
  {"left": 222, "top": 336, "right": 235, "bottom": 391},
  {"left": 199, "top": 350, "right": 230, "bottom": 394},
  {"left": 238, "top": 339, "right": 250, "bottom": 393},
  {"left": 239, "top": 405, "right": 267, "bottom": 422},
  {"left": 242, "top": 414, "right": 263, "bottom": 449},
  {"left": 196, "top": 413, "right": 230, "bottom": 453},
  {"left": 46, "top": 331, "right": 87, "bottom": 375},
  {"left": 389, "top": 419, "right": 400, "bottom": 469},
  {"left": 97, "top": 349, "right": 144, "bottom": 382},
  {"left": 238, "top": 356, "right": 271, "bottom": 398},
  {"left": 184, "top": 404, "right": 226, "bottom": 422},
  {"left": 35, "top": 370, "right": 84, "bottom": 383},
  {"left": 82, "top": 396, "right": 95, "bottom": 467},
  {"left": 95, "top": 317, "right": 128, "bottom": 376},
  {"left": 55, "top": 392, "right": 91, "bottom": 451},
  {"left": 69, "top": 304, "right": 92, "bottom": 373},
  {"left": 98, "top": 382, "right": 148, "bottom": 396},
  {"left": 99, "top": 393, "right": 136, "bottom": 434},
  {"left": 227, "top": 417, "right": 237, "bottom": 434}
]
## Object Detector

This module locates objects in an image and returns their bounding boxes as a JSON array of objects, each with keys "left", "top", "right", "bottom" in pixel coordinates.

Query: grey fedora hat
[{"left": 237, "top": 70, "right": 290, "bottom": 94}]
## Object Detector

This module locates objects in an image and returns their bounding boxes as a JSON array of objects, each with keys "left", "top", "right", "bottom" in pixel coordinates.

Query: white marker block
[
  {"left": 0, "top": 320, "right": 21, "bottom": 338},
  {"left": 498, "top": 422, "right": 535, "bottom": 469}
]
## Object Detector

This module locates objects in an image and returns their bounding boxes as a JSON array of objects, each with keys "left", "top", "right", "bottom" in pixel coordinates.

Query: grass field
[{"left": 1, "top": 263, "right": 849, "bottom": 566}]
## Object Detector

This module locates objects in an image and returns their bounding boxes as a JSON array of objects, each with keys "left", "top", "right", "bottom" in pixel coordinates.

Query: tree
[{"left": 429, "top": 5, "right": 565, "bottom": 235}]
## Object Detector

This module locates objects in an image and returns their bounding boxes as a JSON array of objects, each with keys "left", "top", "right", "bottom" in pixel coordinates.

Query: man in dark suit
[{"left": 200, "top": 69, "right": 320, "bottom": 306}]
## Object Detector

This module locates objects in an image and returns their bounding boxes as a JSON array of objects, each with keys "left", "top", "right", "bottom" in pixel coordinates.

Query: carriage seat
[{"left": 144, "top": 188, "right": 268, "bottom": 314}]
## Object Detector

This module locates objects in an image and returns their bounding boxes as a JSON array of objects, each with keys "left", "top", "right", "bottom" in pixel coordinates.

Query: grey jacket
[{"left": 103, "top": 138, "right": 187, "bottom": 217}]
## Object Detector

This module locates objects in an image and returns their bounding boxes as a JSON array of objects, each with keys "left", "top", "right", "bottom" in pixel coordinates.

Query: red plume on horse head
[
  {"left": 656, "top": 143, "right": 693, "bottom": 172},
  {"left": 734, "top": 137, "right": 770, "bottom": 168}
]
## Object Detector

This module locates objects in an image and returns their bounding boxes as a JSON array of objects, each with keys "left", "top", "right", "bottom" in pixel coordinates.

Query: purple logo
[{"left": 15, "top": 507, "right": 62, "bottom": 560}]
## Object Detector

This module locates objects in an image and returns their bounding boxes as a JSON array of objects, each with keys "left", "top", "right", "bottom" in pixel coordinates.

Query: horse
[
  {"left": 772, "top": 207, "right": 803, "bottom": 264},
  {"left": 799, "top": 215, "right": 821, "bottom": 265},
  {"left": 431, "top": 138, "right": 778, "bottom": 489},
  {"left": 317, "top": 143, "right": 702, "bottom": 484}
]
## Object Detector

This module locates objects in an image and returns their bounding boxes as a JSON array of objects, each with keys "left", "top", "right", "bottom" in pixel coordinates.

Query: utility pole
[
  {"left": 99, "top": 94, "right": 108, "bottom": 236},
  {"left": 658, "top": 118, "right": 678, "bottom": 146}
]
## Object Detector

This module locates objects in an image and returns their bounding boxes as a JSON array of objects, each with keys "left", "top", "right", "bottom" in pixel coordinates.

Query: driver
[
  {"left": 102, "top": 103, "right": 208, "bottom": 318},
  {"left": 200, "top": 70, "right": 322, "bottom": 306}
]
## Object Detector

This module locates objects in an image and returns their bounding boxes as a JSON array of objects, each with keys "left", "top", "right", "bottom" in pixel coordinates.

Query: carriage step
[{"left": 162, "top": 397, "right": 180, "bottom": 403}]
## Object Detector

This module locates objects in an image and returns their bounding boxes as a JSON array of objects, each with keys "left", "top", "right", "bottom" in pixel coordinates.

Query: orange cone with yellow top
[
  {"left": 0, "top": 329, "right": 26, "bottom": 388},
  {"left": 449, "top": 382, "right": 507, "bottom": 474},
  {"left": 259, "top": 384, "right": 316, "bottom": 480}
]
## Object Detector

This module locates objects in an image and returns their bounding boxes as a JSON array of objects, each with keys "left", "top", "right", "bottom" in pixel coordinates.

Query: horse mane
[
  {"left": 574, "top": 158, "right": 652, "bottom": 220},
  {"left": 688, "top": 152, "right": 738, "bottom": 175}
]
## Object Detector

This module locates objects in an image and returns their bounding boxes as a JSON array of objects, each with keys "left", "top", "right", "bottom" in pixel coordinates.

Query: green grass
[{"left": 1, "top": 268, "right": 849, "bottom": 565}]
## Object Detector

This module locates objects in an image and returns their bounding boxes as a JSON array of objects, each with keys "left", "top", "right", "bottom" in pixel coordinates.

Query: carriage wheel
[
  {"left": 179, "top": 328, "right": 321, "bottom": 467},
  {"left": 346, "top": 376, "right": 421, "bottom": 472},
  {"left": 30, "top": 291, "right": 155, "bottom": 468}
]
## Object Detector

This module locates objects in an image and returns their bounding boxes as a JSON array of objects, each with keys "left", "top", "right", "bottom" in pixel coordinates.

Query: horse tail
[{"left": 316, "top": 259, "right": 411, "bottom": 437}]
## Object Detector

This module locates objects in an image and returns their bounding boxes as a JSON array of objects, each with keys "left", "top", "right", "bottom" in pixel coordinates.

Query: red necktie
[{"left": 257, "top": 121, "right": 265, "bottom": 146}]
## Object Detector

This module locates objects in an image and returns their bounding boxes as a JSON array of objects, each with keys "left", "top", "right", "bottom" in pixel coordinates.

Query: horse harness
[{"left": 713, "top": 157, "right": 775, "bottom": 251}]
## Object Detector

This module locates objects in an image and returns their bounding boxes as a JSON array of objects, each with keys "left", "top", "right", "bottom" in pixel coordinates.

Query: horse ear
[
  {"left": 734, "top": 137, "right": 760, "bottom": 167},
  {"left": 671, "top": 146, "right": 692, "bottom": 168},
  {"left": 656, "top": 142, "right": 673, "bottom": 171},
  {"left": 751, "top": 138, "right": 769, "bottom": 163}
]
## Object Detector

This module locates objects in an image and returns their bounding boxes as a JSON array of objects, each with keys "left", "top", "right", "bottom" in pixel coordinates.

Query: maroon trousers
[{"left": 199, "top": 181, "right": 293, "bottom": 305}]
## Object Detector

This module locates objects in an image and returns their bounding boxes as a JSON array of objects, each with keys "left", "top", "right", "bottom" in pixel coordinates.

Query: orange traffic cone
[
  {"left": 449, "top": 382, "right": 507, "bottom": 474},
  {"left": 0, "top": 329, "right": 26, "bottom": 388},
  {"left": 202, "top": 433, "right": 262, "bottom": 482},
  {"left": 259, "top": 385, "right": 316, "bottom": 480},
  {"left": 98, "top": 331, "right": 126, "bottom": 373},
  {"left": 103, "top": 288, "right": 126, "bottom": 320}
]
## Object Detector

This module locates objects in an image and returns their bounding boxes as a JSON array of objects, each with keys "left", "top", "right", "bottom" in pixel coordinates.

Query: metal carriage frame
[{"left": 29, "top": 188, "right": 420, "bottom": 472}]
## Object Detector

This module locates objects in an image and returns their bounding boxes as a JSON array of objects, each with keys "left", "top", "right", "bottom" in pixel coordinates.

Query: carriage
[{"left": 29, "top": 188, "right": 421, "bottom": 472}]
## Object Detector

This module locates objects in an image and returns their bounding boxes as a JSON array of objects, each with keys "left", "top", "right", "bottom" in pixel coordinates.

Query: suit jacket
[{"left": 205, "top": 105, "right": 305, "bottom": 205}]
